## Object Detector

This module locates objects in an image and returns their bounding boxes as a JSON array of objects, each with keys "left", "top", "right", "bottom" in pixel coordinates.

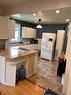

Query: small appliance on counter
[
  {"left": 29, "top": 38, "right": 38, "bottom": 44},
  {"left": 20, "top": 38, "right": 38, "bottom": 45}
]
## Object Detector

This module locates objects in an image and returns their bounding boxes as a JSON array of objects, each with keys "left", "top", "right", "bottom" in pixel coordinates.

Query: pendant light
[{"left": 36, "top": 19, "right": 42, "bottom": 28}]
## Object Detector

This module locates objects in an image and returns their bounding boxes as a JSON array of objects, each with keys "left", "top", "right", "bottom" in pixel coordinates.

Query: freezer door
[
  {"left": 41, "top": 50, "right": 53, "bottom": 61},
  {"left": 41, "top": 46, "right": 53, "bottom": 52}
]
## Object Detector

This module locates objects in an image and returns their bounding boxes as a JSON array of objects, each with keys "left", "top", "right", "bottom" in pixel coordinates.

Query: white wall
[
  {"left": 63, "top": 23, "right": 71, "bottom": 95},
  {"left": 55, "top": 30, "right": 65, "bottom": 58}
]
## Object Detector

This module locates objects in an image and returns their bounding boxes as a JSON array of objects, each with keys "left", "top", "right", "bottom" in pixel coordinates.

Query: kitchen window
[
  {"left": 15, "top": 23, "right": 21, "bottom": 40},
  {"left": 10, "top": 23, "right": 21, "bottom": 43}
]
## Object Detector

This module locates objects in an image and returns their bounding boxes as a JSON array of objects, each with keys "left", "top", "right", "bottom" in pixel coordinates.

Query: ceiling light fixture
[
  {"left": 33, "top": 13, "right": 36, "bottom": 16},
  {"left": 12, "top": 14, "right": 21, "bottom": 18},
  {"left": 36, "top": 19, "right": 42, "bottom": 28},
  {"left": 66, "top": 19, "right": 69, "bottom": 22},
  {"left": 56, "top": 10, "right": 60, "bottom": 14},
  {"left": 34, "top": 21, "right": 37, "bottom": 23},
  {"left": 36, "top": 24, "right": 42, "bottom": 28}
]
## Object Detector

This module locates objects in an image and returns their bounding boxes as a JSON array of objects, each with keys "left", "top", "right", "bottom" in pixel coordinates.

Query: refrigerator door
[{"left": 41, "top": 33, "right": 49, "bottom": 48}]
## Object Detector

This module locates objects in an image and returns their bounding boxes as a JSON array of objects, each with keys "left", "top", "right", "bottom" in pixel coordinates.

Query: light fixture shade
[
  {"left": 36, "top": 24, "right": 42, "bottom": 28},
  {"left": 36, "top": 18, "right": 42, "bottom": 28}
]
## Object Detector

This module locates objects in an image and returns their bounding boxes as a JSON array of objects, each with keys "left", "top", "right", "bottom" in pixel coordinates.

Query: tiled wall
[{"left": 0, "top": 39, "right": 5, "bottom": 49}]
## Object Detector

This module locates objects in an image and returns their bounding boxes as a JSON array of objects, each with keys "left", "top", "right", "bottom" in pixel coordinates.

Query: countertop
[
  {"left": 9, "top": 43, "right": 38, "bottom": 46},
  {"left": 0, "top": 46, "right": 38, "bottom": 59}
]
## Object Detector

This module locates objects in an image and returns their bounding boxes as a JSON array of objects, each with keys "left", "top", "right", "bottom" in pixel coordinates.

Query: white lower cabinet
[
  {"left": 0, "top": 56, "right": 6, "bottom": 83},
  {"left": 6, "top": 57, "right": 28, "bottom": 86},
  {"left": 0, "top": 52, "right": 38, "bottom": 86}
]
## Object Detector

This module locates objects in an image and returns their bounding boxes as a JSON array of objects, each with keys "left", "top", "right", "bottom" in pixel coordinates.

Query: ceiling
[
  {"left": 11, "top": 7, "right": 71, "bottom": 24},
  {"left": 0, "top": 0, "right": 71, "bottom": 23},
  {"left": 0, "top": 0, "right": 71, "bottom": 14}
]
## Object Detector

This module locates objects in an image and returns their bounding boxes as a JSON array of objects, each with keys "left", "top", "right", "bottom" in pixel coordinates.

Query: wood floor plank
[{"left": 0, "top": 80, "right": 45, "bottom": 95}]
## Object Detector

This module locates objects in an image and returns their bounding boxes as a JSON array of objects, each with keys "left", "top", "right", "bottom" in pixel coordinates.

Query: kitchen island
[{"left": 0, "top": 46, "right": 38, "bottom": 86}]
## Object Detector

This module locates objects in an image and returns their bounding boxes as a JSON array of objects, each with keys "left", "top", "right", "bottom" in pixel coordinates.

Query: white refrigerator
[{"left": 41, "top": 33, "right": 56, "bottom": 61}]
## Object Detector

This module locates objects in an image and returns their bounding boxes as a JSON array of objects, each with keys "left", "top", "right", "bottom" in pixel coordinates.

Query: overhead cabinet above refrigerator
[
  {"left": 22, "top": 27, "right": 36, "bottom": 38},
  {"left": 41, "top": 33, "right": 56, "bottom": 61}
]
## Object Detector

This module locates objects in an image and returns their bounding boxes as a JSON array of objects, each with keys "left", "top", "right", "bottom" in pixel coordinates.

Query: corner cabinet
[{"left": 22, "top": 27, "right": 36, "bottom": 38}]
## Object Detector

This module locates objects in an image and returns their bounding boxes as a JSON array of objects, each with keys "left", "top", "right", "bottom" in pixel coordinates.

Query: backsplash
[
  {"left": 21, "top": 38, "right": 38, "bottom": 44},
  {"left": 0, "top": 39, "right": 5, "bottom": 49}
]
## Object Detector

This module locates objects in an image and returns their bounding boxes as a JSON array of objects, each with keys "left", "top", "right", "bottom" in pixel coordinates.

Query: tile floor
[{"left": 28, "top": 58, "right": 63, "bottom": 94}]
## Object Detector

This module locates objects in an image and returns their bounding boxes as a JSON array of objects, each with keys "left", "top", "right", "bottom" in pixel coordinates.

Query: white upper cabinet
[
  {"left": 8, "top": 20, "right": 15, "bottom": 39},
  {"left": 0, "top": 16, "right": 9, "bottom": 39},
  {"left": 0, "top": 16, "right": 15, "bottom": 39},
  {"left": 22, "top": 27, "right": 36, "bottom": 38}
]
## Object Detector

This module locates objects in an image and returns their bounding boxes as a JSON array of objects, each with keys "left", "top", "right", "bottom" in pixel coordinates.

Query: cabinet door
[
  {"left": 8, "top": 20, "right": 15, "bottom": 39},
  {"left": 22, "top": 27, "right": 36, "bottom": 38},
  {"left": 22, "top": 27, "right": 26, "bottom": 38},
  {"left": 0, "top": 56, "right": 6, "bottom": 83},
  {"left": 27, "top": 54, "right": 35, "bottom": 77},
  {"left": 0, "top": 16, "right": 8, "bottom": 39},
  {"left": 41, "top": 33, "right": 48, "bottom": 48},
  {"left": 25, "top": 28, "right": 32, "bottom": 38}
]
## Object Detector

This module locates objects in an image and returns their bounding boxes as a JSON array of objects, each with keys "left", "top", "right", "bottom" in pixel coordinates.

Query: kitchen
[
  {"left": 0, "top": 15, "right": 67, "bottom": 95},
  {"left": 0, "top": 0, "right": 71, "bottom": 95}
]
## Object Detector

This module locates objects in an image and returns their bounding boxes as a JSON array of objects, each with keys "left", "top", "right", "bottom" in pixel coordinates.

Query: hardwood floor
[{"left": 0, "top": 80, "right": 45, "bottom": 95}]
